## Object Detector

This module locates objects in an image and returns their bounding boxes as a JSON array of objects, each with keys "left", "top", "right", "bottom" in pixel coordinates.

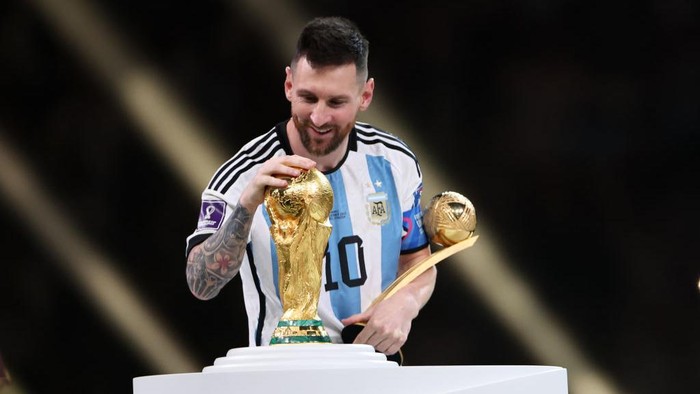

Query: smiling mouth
[{"left": 310, "top": 126, "right": 332, "bottom": 135}]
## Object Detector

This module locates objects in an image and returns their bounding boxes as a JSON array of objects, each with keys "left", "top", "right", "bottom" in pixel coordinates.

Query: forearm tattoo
[{"left": 187, "top": 204, "right": 253, "bottom": 299}]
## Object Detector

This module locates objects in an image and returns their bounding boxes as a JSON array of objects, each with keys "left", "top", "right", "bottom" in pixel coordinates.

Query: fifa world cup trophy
[{"left": 264, "top": 167, "right": 334, "bottom": 344}]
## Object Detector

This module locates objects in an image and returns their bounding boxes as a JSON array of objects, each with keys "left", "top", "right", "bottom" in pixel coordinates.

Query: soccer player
[{"left": 186, "top": 16, "right": 434, "bottom": 357}]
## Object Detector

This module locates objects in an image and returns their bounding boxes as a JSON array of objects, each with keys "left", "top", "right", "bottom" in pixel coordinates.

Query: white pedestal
[{"left": 133, "top": 345, "right": 568, "bottom": 394}]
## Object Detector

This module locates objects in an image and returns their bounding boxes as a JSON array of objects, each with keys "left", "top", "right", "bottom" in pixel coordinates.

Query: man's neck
[{"left": 286, "top": 119, "right": 348, "bottom": 172}]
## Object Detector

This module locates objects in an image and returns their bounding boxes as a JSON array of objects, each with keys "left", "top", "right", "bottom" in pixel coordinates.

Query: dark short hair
[{"left": 292, "top": 17, "right": 369, "bottom": 81}]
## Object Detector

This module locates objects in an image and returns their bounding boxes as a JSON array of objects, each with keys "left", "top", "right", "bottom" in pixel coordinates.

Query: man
[{"left": 186, "top": 17, "right": 434, "bottom": 357}]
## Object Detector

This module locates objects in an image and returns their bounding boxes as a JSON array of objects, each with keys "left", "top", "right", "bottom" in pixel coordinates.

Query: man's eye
[
  {"left": 300, "top": 96, "right": 317, "bottom": 103},
  {"left": 329, "top": 100, "right": 346, "bottom": 107}
]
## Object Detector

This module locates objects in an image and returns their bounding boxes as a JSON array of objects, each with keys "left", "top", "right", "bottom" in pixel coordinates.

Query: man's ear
[
  {"left": 359, "top": 77, "right": 375, "bottom": 111},
  {"left": 284, "top": 66, "right": 293, "bottom": 101}
]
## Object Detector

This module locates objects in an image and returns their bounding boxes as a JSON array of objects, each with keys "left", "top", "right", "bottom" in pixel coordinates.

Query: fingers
[
  {"left": 373, "top": 336, "right": 403, "bottom": 356},
  {"left": 353, "top": 319, "right": 409, "bottom": 355},
  {"left": 258, "top": 155, "right": 317, "bottom": 188},
  {"left": 271, "top": 156, "right": 315, "bottom": 175},
  {"left": 341, "top": 311, "right": 369, "bottom": 326},
  {"left": 239, "top": 155, "right": 317, "bottom": 210},
  {"left": 342, "top": 303, "right": 410, "bottom": 355},
  {"left": 283, "top": 155, "right": 316, "bottom": 171},
  {"left": 269, "top": 156, "right": 316, "bottom": 184}
]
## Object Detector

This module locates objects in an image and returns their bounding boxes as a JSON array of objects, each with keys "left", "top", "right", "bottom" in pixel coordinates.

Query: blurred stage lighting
[
  {"left": 0, "top": 131, "right": 197, "bottom": 374},
  {"left": 25, "top": 0, "right": 625, "bottom": 393}
]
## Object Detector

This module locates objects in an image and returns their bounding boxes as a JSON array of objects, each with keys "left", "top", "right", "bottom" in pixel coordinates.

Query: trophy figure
[{"left": 264, "top": 167, "right": 334, "bottom": 345}]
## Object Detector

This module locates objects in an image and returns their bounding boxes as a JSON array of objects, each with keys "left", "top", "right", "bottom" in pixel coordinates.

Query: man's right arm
[
  {"left": 186, "top": 154, "right": 318, "bottom": 300},
  {"left": 186, "top": 203, "right": 253, "bottom": 300}
]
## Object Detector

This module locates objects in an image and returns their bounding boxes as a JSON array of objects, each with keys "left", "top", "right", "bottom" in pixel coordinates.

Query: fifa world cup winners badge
[{"left": 264, "top": 168, "right": 334, "bottom": 344}]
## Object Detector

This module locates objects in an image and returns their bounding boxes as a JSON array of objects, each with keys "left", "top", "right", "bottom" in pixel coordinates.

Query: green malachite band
[
  {"left": 275, "top": 319, "right": 323, "bottom": 327},
  {"left": 270, "top": 319, "right": 331, "bottom": 345},
  {"left": 270, "top": 336, "right": 332, "bottom": 345}
]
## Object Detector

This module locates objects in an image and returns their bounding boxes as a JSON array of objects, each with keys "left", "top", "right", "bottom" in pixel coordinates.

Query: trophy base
[
  {"left": 270, "top": 319, "right": 332, "bottom": 345},
  {"left": 201, "top": 344, "right": 397, "bottom": 373}
]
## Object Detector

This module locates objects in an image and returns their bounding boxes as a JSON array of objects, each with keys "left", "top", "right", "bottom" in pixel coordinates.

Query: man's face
[{"left": 285, "top": 57, "right": 373, "bottom": 157}]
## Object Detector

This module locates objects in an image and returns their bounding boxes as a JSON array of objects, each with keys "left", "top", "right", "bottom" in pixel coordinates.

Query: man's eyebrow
[{"left": 296, "top": 89, "right": 350, "bottom": 101}]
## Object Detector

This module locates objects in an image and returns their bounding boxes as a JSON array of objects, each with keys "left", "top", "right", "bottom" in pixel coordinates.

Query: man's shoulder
[
  {"left": 355, "top": 121, "right": 404, "bottom": 141},
  {"left": 236, "top": 121, "right": 287, "bottom": 153},
  {"left": 353, "top": 122, "right": 418, "bottom": 163},
  {"left": 206, "top": 123, "right": 287, "bottom": 194},
  {"left": 236, "top": 130, "right": 276, "bottom": 153}
]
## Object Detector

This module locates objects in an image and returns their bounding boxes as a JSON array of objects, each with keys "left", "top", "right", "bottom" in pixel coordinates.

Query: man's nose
[{"left": 310, "top": 103, "right": 331, "bottom": 126}]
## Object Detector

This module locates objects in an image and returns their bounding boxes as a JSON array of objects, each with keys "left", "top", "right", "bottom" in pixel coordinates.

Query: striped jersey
[{"left": 186, "top": 120, "right": 429, "bottom": 346}]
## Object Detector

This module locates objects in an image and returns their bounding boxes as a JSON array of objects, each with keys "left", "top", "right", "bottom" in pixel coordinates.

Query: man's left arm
[{"left": 342, "top": 246, "right": 435, "bottom": 355}]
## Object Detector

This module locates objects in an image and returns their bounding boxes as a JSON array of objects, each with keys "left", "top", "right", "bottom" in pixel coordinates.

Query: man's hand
[
  {"left": 341, "top": 247, "right": 434, "bottom": 355},
  {"left": 187, "top": 155, "right": 316, "bottom": 300},
  {"left": 341, "top": 289, "right": 420, "bottom": 355},
  {"left": 238, "top": 155, "right": 316, "bottom": 211}
]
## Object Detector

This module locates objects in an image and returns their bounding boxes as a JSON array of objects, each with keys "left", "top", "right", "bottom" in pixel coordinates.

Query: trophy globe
[{"left": 423, "top": 191, "right": 476, "bottom": 246}]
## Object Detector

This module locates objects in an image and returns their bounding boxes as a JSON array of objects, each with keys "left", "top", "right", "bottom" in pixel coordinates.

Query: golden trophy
[
  {"left": 341, "top": 191, "right": 478, "bottom": 363},
  {"left": 264, "top": 167, "right": 334, "bottom": 345},
  {"left": 368, "top": 191, "right": 478, "bottom": 305},
  {"left": 422, "top": 191, "right": 477, "bottom": 246}
]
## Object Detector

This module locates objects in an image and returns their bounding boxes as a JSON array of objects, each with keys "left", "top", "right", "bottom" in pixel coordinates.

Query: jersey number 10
[{"left": 324, "top": 235, "right": 367, "bottom": 291}]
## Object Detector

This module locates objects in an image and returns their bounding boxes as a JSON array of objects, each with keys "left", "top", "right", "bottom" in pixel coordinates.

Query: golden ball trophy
[
  {"left": 264, "top": 167, "right": 334, "bottom": 345},
  {"left": 368, "top": 191, "right": 478, "bottom": 305},
  {"left": 341, "top": 191, "right": 479, "bottom": 363},
  {"left": 423, "top": 191, "right": 477, "bottom": 246}
]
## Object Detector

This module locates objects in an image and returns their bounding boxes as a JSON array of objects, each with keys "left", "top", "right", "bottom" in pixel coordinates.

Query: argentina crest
[{"left": 366, "top": 191, "right": 390, "bottom": 225}]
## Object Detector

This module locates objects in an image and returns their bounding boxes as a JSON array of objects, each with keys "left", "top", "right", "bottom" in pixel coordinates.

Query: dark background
[{"left": 1, "top": 1, "right": 698, "bottom": 393}]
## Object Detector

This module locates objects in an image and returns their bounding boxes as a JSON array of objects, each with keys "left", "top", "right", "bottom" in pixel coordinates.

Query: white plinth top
[
  {"left": 203, "top": 344, "right": 397, "bottom": 372},
  {"left": 134, "top": 345, "right": 568, "bottom": 394}
]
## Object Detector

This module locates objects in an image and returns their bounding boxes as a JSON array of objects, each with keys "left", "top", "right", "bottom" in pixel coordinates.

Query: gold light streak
[
  {"left": 235, "top": 0, "right": 309, "bottom": 62},
  {"left": 0, "top": 384, "right": 27, "bottom": 394},
  {"left": 0, "top": 131, "right": 198, "bottom": 374},
  {"left": 29, "top": 0, "right": 226, "bottom": 195}
]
